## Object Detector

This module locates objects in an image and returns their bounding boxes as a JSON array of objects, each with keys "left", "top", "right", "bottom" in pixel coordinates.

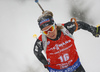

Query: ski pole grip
[{"left": 71, "top": 18, "right": 78, "bottom": 31}]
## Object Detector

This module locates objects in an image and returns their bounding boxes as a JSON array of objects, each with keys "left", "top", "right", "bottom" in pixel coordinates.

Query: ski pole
[{"left": 35, "top": 0, "right": 44, "bottom": 12}]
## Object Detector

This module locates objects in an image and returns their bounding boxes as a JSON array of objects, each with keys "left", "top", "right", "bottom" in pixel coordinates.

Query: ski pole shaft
[
  {"left": 37, "top": 2, "right": 44, "bottom": 12},
  {"left": 35, "top": 0, "right": 44, "bottom": 12}
]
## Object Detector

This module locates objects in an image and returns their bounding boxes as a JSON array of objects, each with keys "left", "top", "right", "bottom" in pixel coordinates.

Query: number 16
[{"left": 58, "top": 53, "right": 69, "bottom": 62}]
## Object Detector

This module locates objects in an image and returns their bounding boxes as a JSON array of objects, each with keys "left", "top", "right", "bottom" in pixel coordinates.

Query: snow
[{"left": 0, "top": 0, "right": 100, "bottom": 72}]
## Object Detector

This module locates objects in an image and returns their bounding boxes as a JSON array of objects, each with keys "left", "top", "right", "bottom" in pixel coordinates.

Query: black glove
[
  {"left": 44, "top": 64, "right": 48, "bottom": 68},
  {"left": 44, "top": 64, "right": 49, "bottom": 70},
  {"left": 44, "top": 62, "right": 50, "bottom": 70}
]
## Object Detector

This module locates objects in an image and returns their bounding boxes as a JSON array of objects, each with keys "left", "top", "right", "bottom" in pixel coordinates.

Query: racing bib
[{"left": 46, "top": 32, "right": 79, "bottom": 69}]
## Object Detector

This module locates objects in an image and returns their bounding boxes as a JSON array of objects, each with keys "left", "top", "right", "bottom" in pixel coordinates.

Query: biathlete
[{"left": 34, "top": 10, "right": 100, "bottom": 72}]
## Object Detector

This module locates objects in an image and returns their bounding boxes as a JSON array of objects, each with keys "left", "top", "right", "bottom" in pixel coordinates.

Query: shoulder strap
[
  {"left": 41, "top": 34, "right": 47, "bottom": 59},
  {"left": 42, "top": 34, "right": 47, "bottom": 52},
  {"left": 60, "top": 25, "right": 74, "bottom": 39}
]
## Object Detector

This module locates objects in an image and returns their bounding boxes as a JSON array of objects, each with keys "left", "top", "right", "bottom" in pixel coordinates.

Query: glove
[
  {"left": 44, "top": 64, "right": 48, "bottom": 68},
  {"left": 44, "top": 62, "right": 50, "bottom": 70},
  {"left": 44, "top": 64, "right": 49, "bottom": 70}
]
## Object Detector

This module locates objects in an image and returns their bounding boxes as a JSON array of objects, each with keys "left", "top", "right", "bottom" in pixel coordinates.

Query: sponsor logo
[
  {"left": 56, "top": 59, "right": 73, "bottom": 69},
  {"left": 40, "top": 18, "right": 50, "bottom": 25},
  {"left": 67, "top": 24, "right": 75, "bottom": 29},
  {"left": 48, "top": 40, "right": 71, "bottom": 51},
  {"left": 35, "top": 45, "right": 38, "bottom": 52},
  {"left": 39, "top": 18, "right": 54, "bottom": 26}
]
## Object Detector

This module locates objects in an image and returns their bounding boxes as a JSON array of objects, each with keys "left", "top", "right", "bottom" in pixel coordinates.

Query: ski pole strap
[{"left": 71, "top": 18, "right": 78, "bottom": 31}]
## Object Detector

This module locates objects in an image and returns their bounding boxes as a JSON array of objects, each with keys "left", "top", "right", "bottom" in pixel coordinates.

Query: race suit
[{"left": 34, "top": 21, "right": 97, "bottom": 72}]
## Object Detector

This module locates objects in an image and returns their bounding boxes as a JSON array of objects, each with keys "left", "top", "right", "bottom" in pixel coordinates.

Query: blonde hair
[
  {"left": 57, "top": 25, "right": 63, "bottom": 31},
  {"left": 38, "top": 10, "right": 53, "bottom": 22}
]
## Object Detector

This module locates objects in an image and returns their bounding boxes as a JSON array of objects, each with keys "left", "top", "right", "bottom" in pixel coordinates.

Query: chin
[
  {"left": 50, "top": 37, "right": 56, "bottom": 39},
  {"left": 47, "top": 30, "right": 57, "bottom": 39},
  {"left": 49, "top": 35, "right": 56, "bottom": 39}
]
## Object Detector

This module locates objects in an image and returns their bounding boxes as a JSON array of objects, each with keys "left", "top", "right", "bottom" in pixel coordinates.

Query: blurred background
[{"left": 0, "top": 0, "right": 100, "bottom": 72}]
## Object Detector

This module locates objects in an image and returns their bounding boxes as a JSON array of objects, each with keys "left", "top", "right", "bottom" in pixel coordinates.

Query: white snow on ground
[{"left": 0, "top": 0, "right": 100, "bottom": 72}]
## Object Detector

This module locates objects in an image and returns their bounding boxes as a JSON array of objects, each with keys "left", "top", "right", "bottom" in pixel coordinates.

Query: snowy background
[{"left": 0, "top": 0, "right": 100, "bottom": 72}]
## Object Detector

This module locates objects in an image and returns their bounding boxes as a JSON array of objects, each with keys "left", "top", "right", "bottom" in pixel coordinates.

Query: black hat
[{"left": 38, "top": 10, "right": 54, "bottom": 30}]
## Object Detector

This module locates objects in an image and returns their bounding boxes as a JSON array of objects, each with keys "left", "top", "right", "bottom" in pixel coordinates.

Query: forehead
[{"left": 42, "top": 25, "right": 52, "bottom": 31}]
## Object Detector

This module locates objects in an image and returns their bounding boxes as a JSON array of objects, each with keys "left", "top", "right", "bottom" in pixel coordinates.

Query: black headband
[{"left": 38, "top": 16, "right": 54, "bottom": 30}]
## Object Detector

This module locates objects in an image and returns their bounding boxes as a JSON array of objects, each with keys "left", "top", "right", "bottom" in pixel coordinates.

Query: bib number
[{"left": 58, "top": 53, "right": 69, "bottom": 62}]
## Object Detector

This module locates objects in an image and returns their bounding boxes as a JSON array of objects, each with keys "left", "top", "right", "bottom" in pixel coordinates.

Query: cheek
[
  {"left": 55, "top": 29, "right": 57, "bottom": 34},
  {"left": 52, "top": 28, "right": 57, "bottom": 37},
  {"left": 52, "top": 28, "right": 57, "bottom": 34},
  {"left": 55, "top": 26, "right": 57, "bottom": 33}
]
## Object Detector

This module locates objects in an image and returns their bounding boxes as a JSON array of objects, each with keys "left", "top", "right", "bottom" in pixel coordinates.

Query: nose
[{"left": 48, "top": 31, "right": 54, "bottom": 35}]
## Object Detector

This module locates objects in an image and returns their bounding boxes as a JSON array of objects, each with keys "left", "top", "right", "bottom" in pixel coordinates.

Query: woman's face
[{"left": 42, "top": 25, "right": 57, "bottom": 39}]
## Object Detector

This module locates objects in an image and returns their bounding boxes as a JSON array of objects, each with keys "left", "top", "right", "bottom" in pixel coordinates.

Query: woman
[{"left": 34, "top": 10, "right": 100, "bottom": 72}]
